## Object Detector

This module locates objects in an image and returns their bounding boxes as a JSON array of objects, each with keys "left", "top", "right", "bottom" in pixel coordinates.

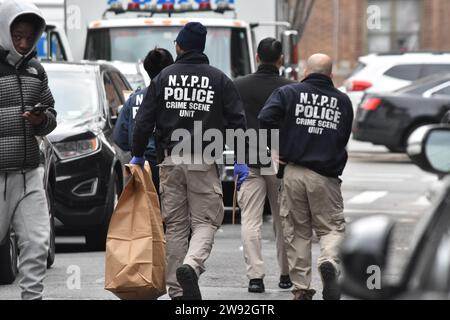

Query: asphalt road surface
[{"left": 0, "top": 140, "right": 437, "bottom": 300}]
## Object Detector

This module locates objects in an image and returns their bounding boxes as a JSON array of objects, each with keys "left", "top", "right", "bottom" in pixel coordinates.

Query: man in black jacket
[
  {"left": 132, "top": 22, "right": 246, "bottom": 300},
  {"left": 0, "top": 0, "right": 57, "bottom": 300},
  {"left": 259, "top": 54, "right": 353, "bottom": 300},
  {"left": 234, "top": 38, "right": 293, "bottom": 293}
]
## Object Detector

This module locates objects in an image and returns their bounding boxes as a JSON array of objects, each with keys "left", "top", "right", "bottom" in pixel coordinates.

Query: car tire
[
  {"left": 0, "top": 229, "right": 19, "bottom": 285},
  {"left": 85, "top": 173, "right": 121, "bottom": 251},
  {"left": 47, "top": 185, "right": 56, "bottom": 269}
]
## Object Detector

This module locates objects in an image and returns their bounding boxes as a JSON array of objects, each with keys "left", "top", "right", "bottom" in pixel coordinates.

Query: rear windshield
[
  {"left": 384, "top": 64, "right": 450, "bottom": 81},
  {"left": 85, "top": 26, "right": 252, "bottom": 79},
  {"left": 396, "top": 73, "right": 450, "bottom": 94}
]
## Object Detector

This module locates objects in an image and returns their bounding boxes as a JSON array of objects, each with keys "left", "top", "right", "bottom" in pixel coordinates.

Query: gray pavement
[{"left": 0, "top": 140, "right": 437, "bottom": 300}]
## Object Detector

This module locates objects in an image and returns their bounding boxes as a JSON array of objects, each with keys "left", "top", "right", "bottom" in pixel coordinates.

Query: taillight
[
  {"left": 361, "top": 98, "right": 382, "bottom": 111},
  {"left": 346, "top": 80, "right": 372, "bottom": 92}
]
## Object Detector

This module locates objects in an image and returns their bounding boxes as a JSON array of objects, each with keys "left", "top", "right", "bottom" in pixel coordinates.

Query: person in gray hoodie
[{"left": 0, "top": 0, "right": 57, "bottom": 300}]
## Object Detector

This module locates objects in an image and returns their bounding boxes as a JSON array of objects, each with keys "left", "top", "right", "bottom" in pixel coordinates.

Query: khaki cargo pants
[
  {"left": 280, "top": 165, "right": 345, "bottom": 292},
  {"left": 159, "top": 156, "right": 224, "bottom": 298},
  {"left": 237, "top": 168, "right": 289, "bottom": 279}
]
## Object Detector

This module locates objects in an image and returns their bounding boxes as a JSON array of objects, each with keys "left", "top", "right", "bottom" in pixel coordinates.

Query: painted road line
[
  {"left": 346, "top": 178, "right": 405, "bottom": 183},
  {"left": 344, "top": 208, "right": 410, "bottom": 215},
  {"left": 350, "top": 173, "right": 414, "bottom": 178},
  {"left": 348, "top": 191, "right": 389, "bottom": 204},
  {"left": 413, "top": 196, "right": 431, "bottom": 206}
]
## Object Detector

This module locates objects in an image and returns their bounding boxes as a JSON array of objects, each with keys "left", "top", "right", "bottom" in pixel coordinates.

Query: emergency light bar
[{"left": 104, "top": 0, "right": 235, "bottom": 17}]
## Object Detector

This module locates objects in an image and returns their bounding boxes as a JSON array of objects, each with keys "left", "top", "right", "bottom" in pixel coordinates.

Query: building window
[{"left": 367, "top": 0, "right": 421, "bottom": 53}]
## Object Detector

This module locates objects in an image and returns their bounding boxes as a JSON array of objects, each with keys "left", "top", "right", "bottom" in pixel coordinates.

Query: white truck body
[
  {"left": 64, "top": 0, "right": 278, "bottom": 62},
  {"left": 85, "top": 16, "right": 257, "bottom": 88}
]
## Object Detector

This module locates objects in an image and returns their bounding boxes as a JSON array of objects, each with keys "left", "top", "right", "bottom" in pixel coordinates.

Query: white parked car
[{"left": 341, "top": 52, "right": 450, "bottom": 111}]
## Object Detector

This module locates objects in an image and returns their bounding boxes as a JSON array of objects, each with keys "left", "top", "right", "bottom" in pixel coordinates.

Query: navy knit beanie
[{"left": 176, "top": 22, "right": 207, "bottom": 52}]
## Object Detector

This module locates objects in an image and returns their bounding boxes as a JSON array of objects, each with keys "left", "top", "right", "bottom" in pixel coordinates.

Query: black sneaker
[
  {"left": 319, "top": 261, "right": 341, "bottom": 300},
  {"left": 176, "top": 264, "right": 202, "bottom": 300},
  {"left": 248, "top": 279, "right": 265, "bottom": 293},
  {"left": 279, "top": 275, "right": 293, "bottom": 289}
]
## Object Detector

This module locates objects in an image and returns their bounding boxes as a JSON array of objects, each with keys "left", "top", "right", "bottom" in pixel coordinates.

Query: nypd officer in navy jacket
[
  {"left": 259, "top": 53, "right": 353, "bottom": 300},
  {"left": 131, "top": 22, "right": 246, "bottom": 300},
  {"left": 113, "top": 48, "right": 174, "bottom": 192}
]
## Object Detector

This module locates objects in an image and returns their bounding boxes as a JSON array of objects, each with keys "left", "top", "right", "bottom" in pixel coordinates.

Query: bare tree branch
[{"left": 284, "top": 0, "right": 315, "bottom": 41}]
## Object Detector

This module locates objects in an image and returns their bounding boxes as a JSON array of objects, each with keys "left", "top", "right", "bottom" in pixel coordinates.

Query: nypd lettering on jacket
[
  {"left": 132, "top": 51, "right": 246, "bottom": 158},
  {"left": 258, "top": 73, "right": 354, "bottom": 178},
  {"left": 164, "top": 75, "right": 215, "bottom": 118},
  {"left": 113, "top": 87, "right": 156, "bottom": 161},
  {"left": 295, "top": 93, "right": 341, "bottom": 135},
  {"left": 132, "top": 93, "right": 145, "bottom": 119}
]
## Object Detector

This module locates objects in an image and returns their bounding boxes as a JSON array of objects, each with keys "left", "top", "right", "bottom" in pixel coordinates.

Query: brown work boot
[
  {"left": 176, "top": 264, "right": 202, "bottom": 300},
  {"left": 319, "top": 261, "right": 341, "bottom": 300},
  {"left": 293, "top": 289, "right": 316, "bottom": 300}
]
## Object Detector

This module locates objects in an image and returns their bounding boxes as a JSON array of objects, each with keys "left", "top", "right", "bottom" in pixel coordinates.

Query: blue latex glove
[
  {"left": 234, "top": 163, "right": 249, "bottom": 191},
  {"left": 130, "top": 156, "right": 145, "bottom": 168}
]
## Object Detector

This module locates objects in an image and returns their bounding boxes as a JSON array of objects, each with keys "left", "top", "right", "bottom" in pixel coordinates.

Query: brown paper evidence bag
[{"left": 105, "top": 163, "right": 166, "bottom": 300}]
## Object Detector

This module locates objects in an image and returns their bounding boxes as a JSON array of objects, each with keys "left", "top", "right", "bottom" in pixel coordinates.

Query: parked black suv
[
  {"left": 43, "top": 62, "right": 132, "bottom": 250},
  {"left": 0, "top": 137, "right": 56, "bottom": 284}
]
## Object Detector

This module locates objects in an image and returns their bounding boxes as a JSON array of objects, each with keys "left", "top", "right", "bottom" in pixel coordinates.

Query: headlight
[{"left": 54, "top": 138, "right": 99, "bottom": 160}]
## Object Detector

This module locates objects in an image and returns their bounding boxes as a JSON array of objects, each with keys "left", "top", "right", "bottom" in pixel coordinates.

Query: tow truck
[{"left": 83, "top": 0, "right": 299, "bottom": 214}]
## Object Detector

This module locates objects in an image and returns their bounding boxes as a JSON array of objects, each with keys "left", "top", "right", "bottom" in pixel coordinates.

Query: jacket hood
[{"left": 0, "top": 0, "right": 46, "bottom": 68}]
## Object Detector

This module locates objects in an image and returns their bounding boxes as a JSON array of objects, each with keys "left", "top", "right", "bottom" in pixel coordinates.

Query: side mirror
[
  {"left": 407, "top": 124, "right": 450, "bottom": 174},
  {"left": 339, "top": 216, "right": 396, "bottom": 299}
]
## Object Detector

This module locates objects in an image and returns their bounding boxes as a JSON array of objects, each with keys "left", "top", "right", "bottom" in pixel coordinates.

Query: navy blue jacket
[
  {"left": 113, "top": 87, "right": 156, "bottom": 161},
  {"left": 132, "top": 51, "right": 246, "bottom": 158},
  {"left": 258, "top": 73, "right": 354, "bottom": 177}
]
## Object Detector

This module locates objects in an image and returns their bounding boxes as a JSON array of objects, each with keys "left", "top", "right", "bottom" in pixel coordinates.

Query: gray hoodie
[
  {"left": 0, "top": 0, "right": 46, "bottom": 68},
  {"left": 0, "top": 0, "right": 56, "bottom": 173}
]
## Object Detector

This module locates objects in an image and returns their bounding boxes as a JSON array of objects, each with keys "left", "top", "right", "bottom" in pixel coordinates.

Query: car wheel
[
  {"left": 0, "top": 229, "right": 19, "bottom": 284},
  {"left": 47, "top": 185, "right": 56, "bottom": 269},
  {"left": 85, "top": 173, "right": 121, "bottom": 251}
]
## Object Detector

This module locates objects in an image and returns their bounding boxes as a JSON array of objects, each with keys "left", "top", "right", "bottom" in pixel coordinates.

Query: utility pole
[{"left": 64, "top": 0, "right": 67, "bottom": 34}]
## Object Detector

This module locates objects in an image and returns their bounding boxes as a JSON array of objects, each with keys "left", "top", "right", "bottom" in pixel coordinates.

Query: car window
[
  {"left": 349, "top": 62, "right": 367, "bottom": 77},
  {"left": 421, "top": 64, "right": 450, "bottom": 78},
  {"left": 384, "top": 64, "right": 423, "bottom": 81},
  {"left": 49, "top": 32, "right": 66, "bottom": 61},
  {"left": 103, "top": 73, "right": 122, "bottom": 120},
  {"left": 85, "top": 26, "right": 250, "bottom": 79},
  {"left": 109, "top": 71, "right": 131, "bottom": 103},
  {"left": 396, "top": 75, "right": 450, "bottom": 95},
  {"left": 434, "top": 84, "right": 450, "bottom": 96}
]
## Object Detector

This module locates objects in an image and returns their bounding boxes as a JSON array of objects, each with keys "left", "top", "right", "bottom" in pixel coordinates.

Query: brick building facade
[{"left": 297, "top": 0, "right": 450, "bottom": 83}]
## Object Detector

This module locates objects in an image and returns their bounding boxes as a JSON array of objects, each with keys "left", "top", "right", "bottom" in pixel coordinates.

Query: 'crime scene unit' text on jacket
[
  {"left": 132, "top": 50, "right": 246, "bottom": 159},
  {"left": 258, "top": 73, "right": 354, "bottom": 178}
]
